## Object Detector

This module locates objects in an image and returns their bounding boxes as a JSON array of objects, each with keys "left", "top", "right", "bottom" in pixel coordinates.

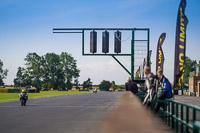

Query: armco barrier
[
  {"left": 28, "top": 89, "right": 39, "bottom": 93},
  {"left": 8, "top": 89, "right": 20, "bottom": 93},
  {"left": 138, "top": 92, "right": 200, "bottom": 133}
]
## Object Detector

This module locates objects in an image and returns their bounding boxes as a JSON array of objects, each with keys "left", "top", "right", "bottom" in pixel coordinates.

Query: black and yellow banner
[
  {"left": 142, "top": 58, "right": 146, "bottom": 78},
  {"left": 136, "top": 66, "right": 140, "bottom": 79},
  {"left": 156, "top": 33, "right": 166, "bottom": 72},
  {"left": 149, "top": 50, "right": 152, "bottom": 61},
  {"left": 174, "top": 0, "right": 188, "bottom": 88}
]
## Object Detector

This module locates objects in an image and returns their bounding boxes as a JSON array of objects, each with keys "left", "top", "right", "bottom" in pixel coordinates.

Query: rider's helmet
[{"left": 22, "top": 89, "right": 25, "bottom": 92}]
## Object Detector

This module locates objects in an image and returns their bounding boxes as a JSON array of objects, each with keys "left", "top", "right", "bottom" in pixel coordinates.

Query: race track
[{"left": 0, "top": 92, "right": 122, "bottom": 133}]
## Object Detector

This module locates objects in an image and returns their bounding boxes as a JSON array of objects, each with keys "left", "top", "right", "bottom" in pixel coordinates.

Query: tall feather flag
[
  {"left": 174, "top": 0, "right": 188, "bottom": 88},
  {"left": 149, "top": 50, "right": 152, "bottom": 61},
  {"left": 142, "top": 58, "right": 146, "bottom": 79},
  {"left": 156, "top": 33, "right": 166, "bottom": 73},
  {"left": 136, "top": 66, "right": 140, "bottom": 79}
]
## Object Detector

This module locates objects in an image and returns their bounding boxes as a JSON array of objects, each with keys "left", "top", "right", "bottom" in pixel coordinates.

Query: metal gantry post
[
  {"left": 82, "top": 30, "right": 84, "bottom": 55},
  {"left": 131, "top": 29, "right": 135, "bottom": 80},
  {"left": 147, "top": 29, "right": 150, "bottom": 67},
  {"left": 112, "top": 56, "right": 131, "bottom": 75}
]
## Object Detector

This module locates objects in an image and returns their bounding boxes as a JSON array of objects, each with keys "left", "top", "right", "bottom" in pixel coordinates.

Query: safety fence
[{"left": 138, "top": 92, "right": 200, "bottom": 133}]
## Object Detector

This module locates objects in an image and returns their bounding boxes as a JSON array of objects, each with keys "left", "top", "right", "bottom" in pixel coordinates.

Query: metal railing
[{"left": 138, "top": 92, "right": 200, "bottom": 133}]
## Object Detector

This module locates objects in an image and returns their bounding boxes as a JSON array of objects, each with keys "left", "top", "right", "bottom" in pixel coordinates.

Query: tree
[
  {"left": 60, "top": 52, "right": 80, "bottom": 81},
  {"left": 66, "top": 79, "right": 72, "bottom": 90},
  {"left": 182, "top": 56, "right": 197, "bottom": 86},
  {"left": 0, "top": 60, "right": 8, "bottom": 86},
  {"left": 14, "top": 67, "right": 25, "bottom": 87},
  {"left": 17, "top": 52, "right": 80, "bottom": 91},
  {"left": 42, "top": 52, "right": 80, "bottom": 90},
  {"left": 99, "top": 80, "right": 112, "bottom": 91},
  {"left": 82, "top": 78, "right": 92, "bottom": 90},
  {"left": 118, "top": 85, "right": 125, "bottom": 91},
  {"left": 42, "top": 53, "right": 62, "bottom": 90},
  {"left": 111, "top": 81, "right": 117, "bottom": 91},
  {"left": 74, "top": 78, "right": 79, "bottom": 90},
  {"left": 25, "top": 53, "right": 43, "bottom": 92}
]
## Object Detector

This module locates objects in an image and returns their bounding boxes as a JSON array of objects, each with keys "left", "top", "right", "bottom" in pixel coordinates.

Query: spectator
[
  {"left": 155, "top": 69, "right": 172, "bottom": 113},
  {"left": 143, "top": 66, "right": 158, "bottom": 107},
  {"left": 125, "top": 77, "right": 138, "bottom": 95}
]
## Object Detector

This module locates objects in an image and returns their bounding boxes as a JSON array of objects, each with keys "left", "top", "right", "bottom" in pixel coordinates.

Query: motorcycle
[
  {"left": 19, "top": 92, "right": 28, "bottom": 106},
  {"left": 93, "top": 89, "right": 97, "bottom": 94}
]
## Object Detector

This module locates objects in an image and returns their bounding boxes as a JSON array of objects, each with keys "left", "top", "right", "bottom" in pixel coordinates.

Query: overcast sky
[{"left": 0, "top": 0, "right": 200, "bottom": 85}]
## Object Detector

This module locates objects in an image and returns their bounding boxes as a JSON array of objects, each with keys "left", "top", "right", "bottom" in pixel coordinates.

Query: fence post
[
  {"left": 168, "top": 101, "right": 171, "bottom": 126},
  {"left": 176, "top": 103, "right": 179, "bottom": 133},
  {"left": 181, "top": 105, "right": 183, "bottom": 133},
  {"left": 164, "top": 101, "right": 167, "bottom": 123},
  {"left": 186, "top": 107, "right": 189, "bottom": 133},
  {"left": 172, "top": 102, "right": 175, "bottom": 129},
  {"left": 193, "top": 109, "right": 196, "bottom": 122}
]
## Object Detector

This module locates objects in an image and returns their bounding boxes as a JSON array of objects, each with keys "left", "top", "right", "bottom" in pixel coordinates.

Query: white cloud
[{"left": 77, "top": 59, "right": 130, "bottom": 85}]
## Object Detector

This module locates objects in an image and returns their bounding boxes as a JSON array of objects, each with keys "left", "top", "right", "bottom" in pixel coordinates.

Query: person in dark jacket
[
  {"left": 125, "top": 77, "right": 138, "bottom": 95},
  {"left": 155, "top": 69, "right": 172, "bottom": 113}
]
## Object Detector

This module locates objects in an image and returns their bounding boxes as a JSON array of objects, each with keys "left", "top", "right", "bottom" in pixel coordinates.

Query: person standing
[
  {"left": 143, "top": 66, "right": 158, "bottom": 107},
  {"left": 125, "top": 77, "right": 138, "bottom": 95},
  {"left": 155, "top": 69, "right": 172, "bottom": 113}
]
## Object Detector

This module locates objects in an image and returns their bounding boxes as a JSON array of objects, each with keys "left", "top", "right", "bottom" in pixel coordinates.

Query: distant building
[{"left": 189, "top": 64, "right": 200, "bottom": 96}]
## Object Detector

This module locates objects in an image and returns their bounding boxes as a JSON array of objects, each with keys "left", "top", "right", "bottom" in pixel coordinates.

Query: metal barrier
[
  {"left": 193, "top": 121, "right": 200, "bottom": 133},
  {"left": 138, "top": 92, "right": 145, "bottom": 101},
  {"left": 138, "top": 92, "right": 200, "bottom": 133}
]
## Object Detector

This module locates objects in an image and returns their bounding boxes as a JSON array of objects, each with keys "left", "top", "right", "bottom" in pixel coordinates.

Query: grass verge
[{"left": 0, "top": 90, "right": 91, "bottom": 102}]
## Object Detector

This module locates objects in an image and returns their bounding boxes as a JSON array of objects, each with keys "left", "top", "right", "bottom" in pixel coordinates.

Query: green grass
[{"left": 0, "top": 90, "right": 91, "bottom": 102}]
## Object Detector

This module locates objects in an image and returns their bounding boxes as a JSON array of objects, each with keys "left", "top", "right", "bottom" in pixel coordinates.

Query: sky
[{"left": 0, "top": 0, "right": 200, "bottom": 85}]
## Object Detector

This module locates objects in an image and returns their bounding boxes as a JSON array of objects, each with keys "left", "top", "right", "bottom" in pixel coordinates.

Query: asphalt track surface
[{"left": 0, "top": 92, "right": 122, "bottom": 133}]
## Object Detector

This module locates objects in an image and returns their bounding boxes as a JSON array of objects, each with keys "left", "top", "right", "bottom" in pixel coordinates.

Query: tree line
[
  {"left": 0, "top": 53, "right": 124, "bottom": 91},
  {"left": 13, "top": 52, "right": 80, "bottom": 92},
  {"left": 1, "top": 55, "right": 198, "bottom": 90}
]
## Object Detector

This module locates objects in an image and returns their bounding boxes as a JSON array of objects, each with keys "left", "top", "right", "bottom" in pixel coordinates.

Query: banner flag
[
  {"left": 156, "top": 33, "right": 166, "bottom": 72},
  {"left": 174, "top": 0, "right": 188, "bottom": 88}
]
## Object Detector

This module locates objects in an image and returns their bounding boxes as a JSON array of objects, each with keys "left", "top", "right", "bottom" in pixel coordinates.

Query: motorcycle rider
[
  {"left": 93, "top": 88, "right": 97, "bottom": 94},
  {"left": 19, "top": 89, "right": 28, "bottom": 103}
]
